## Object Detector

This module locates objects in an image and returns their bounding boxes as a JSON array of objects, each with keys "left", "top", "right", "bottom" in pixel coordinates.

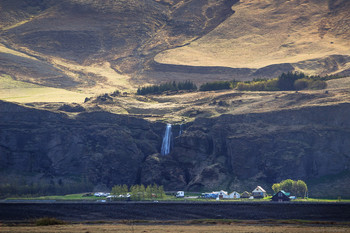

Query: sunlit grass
[
  {"left": 2, "top": 18, "right": 33, "bottom": 31},
  {"left": 0, "top": 74, "right": 88, "bottom": 103},
  {"left": 0, "top": 74, "right": 39, "bottom": 89}
]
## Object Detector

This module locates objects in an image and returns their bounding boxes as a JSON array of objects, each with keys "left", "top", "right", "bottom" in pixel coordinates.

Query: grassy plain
[
  {"left": 6, "top": 192, "right": 350, "bottom": 203},
  {"left": 6, "top": 193, "right": 105, "bottom": 201}
]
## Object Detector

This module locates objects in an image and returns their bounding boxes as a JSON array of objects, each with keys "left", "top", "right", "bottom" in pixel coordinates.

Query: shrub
[
  {"left": 294, "top": 78, "right": 311, "bottom": 90},
  {"left": 35, "top": 217, "right": 66, "bottom": 226},
  {"left": 236, "top": 78, "right": 279, "bottom": 91},
  {"left": 264, "top": 79, "right": 280, "bottom": 91},
  {"left": 111, "top": 90, "right": 121, "bottom": 97},
  {"left": 294, "top": 78, "right": 327, "bottom": 90}
]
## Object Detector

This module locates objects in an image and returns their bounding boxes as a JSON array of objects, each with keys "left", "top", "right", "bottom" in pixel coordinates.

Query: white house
[
  {"left": 213, "top": 190, "right": 229, "bottom": 199},
  {"left": 252, "top": 186, "right": 267, "bottom": 198},
  {"left": 228, "top": 191, "right": 240, "bottom": 199}
]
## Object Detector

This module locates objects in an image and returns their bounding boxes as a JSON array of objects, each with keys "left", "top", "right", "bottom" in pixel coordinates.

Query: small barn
[
  {"left": 271, "top": 190, "right": 290, "bottom": 202},
  {"left": 241, "top": 191, "right": 251, "bottom": 198},
  {"left": 228, "top": 191, "right": 240, "bottom": 199},
  {"left": 252, "top": 186, "right": 267, "bottom": 198}
]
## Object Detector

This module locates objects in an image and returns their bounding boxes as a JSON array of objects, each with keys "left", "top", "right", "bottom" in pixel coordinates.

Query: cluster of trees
[
  {"left": 134, "top": 71, "right": 339, "bottom": 95},
  {"left": 236, "top": 72, "right": 329, "bottom": 91},
  {"left": 277, "top": 72, "right": 328, "bottom": 91},
  {"left": 272, "top": 179, "right": 308, "bottom": 198},
  {"left": 199, "top": 81, "right": 233, "bottom": 91},
  {"left": 200, "top": 72, "right": 331, "bottom": 92},
  {"left": 111, "top": 184, "right": 166, "bottom": 200},
  {"left": 137, "top": 81, "right": 197, "bottom": 95}
]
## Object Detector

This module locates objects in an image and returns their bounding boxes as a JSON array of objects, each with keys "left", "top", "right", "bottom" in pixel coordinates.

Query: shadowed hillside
[{"left": 0, "top": 0, "right": 239, "bottom": 92}]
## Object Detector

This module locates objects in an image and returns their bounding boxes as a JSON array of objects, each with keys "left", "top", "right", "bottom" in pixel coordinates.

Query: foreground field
[
  {"left": 1, "top": 202, "right": 350, "bottom": 222},
  {"left": 1, "top": 221, "right": 349, "bottom": 233}
]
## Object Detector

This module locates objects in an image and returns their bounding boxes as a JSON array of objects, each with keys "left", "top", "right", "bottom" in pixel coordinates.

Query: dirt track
[{"left": 1, "top": 202, "right": 349, "bottom": 222}]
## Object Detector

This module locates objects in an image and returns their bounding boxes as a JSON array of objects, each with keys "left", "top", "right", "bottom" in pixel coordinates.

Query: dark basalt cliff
[
  {"left": 0, "top": 101, "right": 164, "bottom": 192},
  {"left": 1, "top": 100, "right": 349, "bottom": 197},
  {"left": 147, "top": 103, "right": 350, "bottom": 197}
]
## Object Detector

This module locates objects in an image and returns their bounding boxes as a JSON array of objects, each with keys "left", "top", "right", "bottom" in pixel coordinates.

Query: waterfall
[
  {"left": 179, "top": 124, "right": 183, "bottom": 136},
  {"left": 161, "top": 124, "right": 172, "bottom": 156}
]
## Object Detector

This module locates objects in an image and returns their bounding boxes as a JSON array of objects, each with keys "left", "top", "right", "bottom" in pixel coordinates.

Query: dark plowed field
[{"left": 1, "top": 202, "right": 350, "bottom": 222}]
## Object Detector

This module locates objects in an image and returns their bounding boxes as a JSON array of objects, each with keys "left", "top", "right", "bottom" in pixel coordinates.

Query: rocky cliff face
[
  {"left": 1, "top": 100, "right": 350, "bottom": 197},
  {"left": 141, "top": 103, "right": 350, "bottom": 197},
  {"left": 0, "top": 101, "right": 164, "bottom": 192}
]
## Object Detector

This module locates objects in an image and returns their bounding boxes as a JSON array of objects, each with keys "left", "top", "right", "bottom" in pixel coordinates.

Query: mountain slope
[
  {"left": 1, "top": 0, "right": 349, "bottom": 96},
  {"left": 155, "top": 0, "right": 350, "bottom": 75},
  {"left": 0, "top": 0, "right": 239, "bottom": 93}
]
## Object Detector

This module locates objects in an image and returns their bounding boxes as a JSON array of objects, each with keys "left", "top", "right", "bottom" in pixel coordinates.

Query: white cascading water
[
  {"left": 179, "top": 124, "right": 183, "bottom": 136},
  {"left": 161, "top": 124, "right": 172, "bottom": 155}
]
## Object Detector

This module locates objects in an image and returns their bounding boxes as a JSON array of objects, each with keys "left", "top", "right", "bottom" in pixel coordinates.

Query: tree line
[
  {"left": 135, "top": 72, "right": 336, "bottom": 94},
  {"left": 137, "top": 81, "right": 197, "bottom": 95},
  {"left": 111, "top": 184, "right": 166, "bottom": 200},
  {"left": 201, "top": 72, "right": 333, "bottom": 92}
]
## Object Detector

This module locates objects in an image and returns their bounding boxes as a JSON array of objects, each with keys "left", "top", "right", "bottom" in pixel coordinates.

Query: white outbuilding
[{"left": 176, "top": 191, "right": 185, "bottom": 197}]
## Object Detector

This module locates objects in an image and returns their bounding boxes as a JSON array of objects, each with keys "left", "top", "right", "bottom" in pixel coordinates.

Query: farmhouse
[
  {"left": 203, "top": 190, "right": 231, "bottom": 199},
  {"left": 252, "top": 186, "right": 267, "bottom": 198},
  {"left": 271, "top": 190, "right": 290, "bottom": 202},
  {"left": 228, "top": 191, "right": 240, "bottom": 199},
  {"left": 213, "top": 190, "right": 229, "bottom": 199}
]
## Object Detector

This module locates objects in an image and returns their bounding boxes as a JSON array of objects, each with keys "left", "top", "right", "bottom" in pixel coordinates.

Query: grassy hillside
[
  {"left": 0, "top": 0, "right": 239, "bottom": 95},
  {"left": 155, "top": 0, "right": 350, "bottom": 75},
  {"left": 16, "top": 77, "right": 347, "bottom": 122},
  {"left": 0, "top": 0, "right": 349, "bottom": 104}
]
